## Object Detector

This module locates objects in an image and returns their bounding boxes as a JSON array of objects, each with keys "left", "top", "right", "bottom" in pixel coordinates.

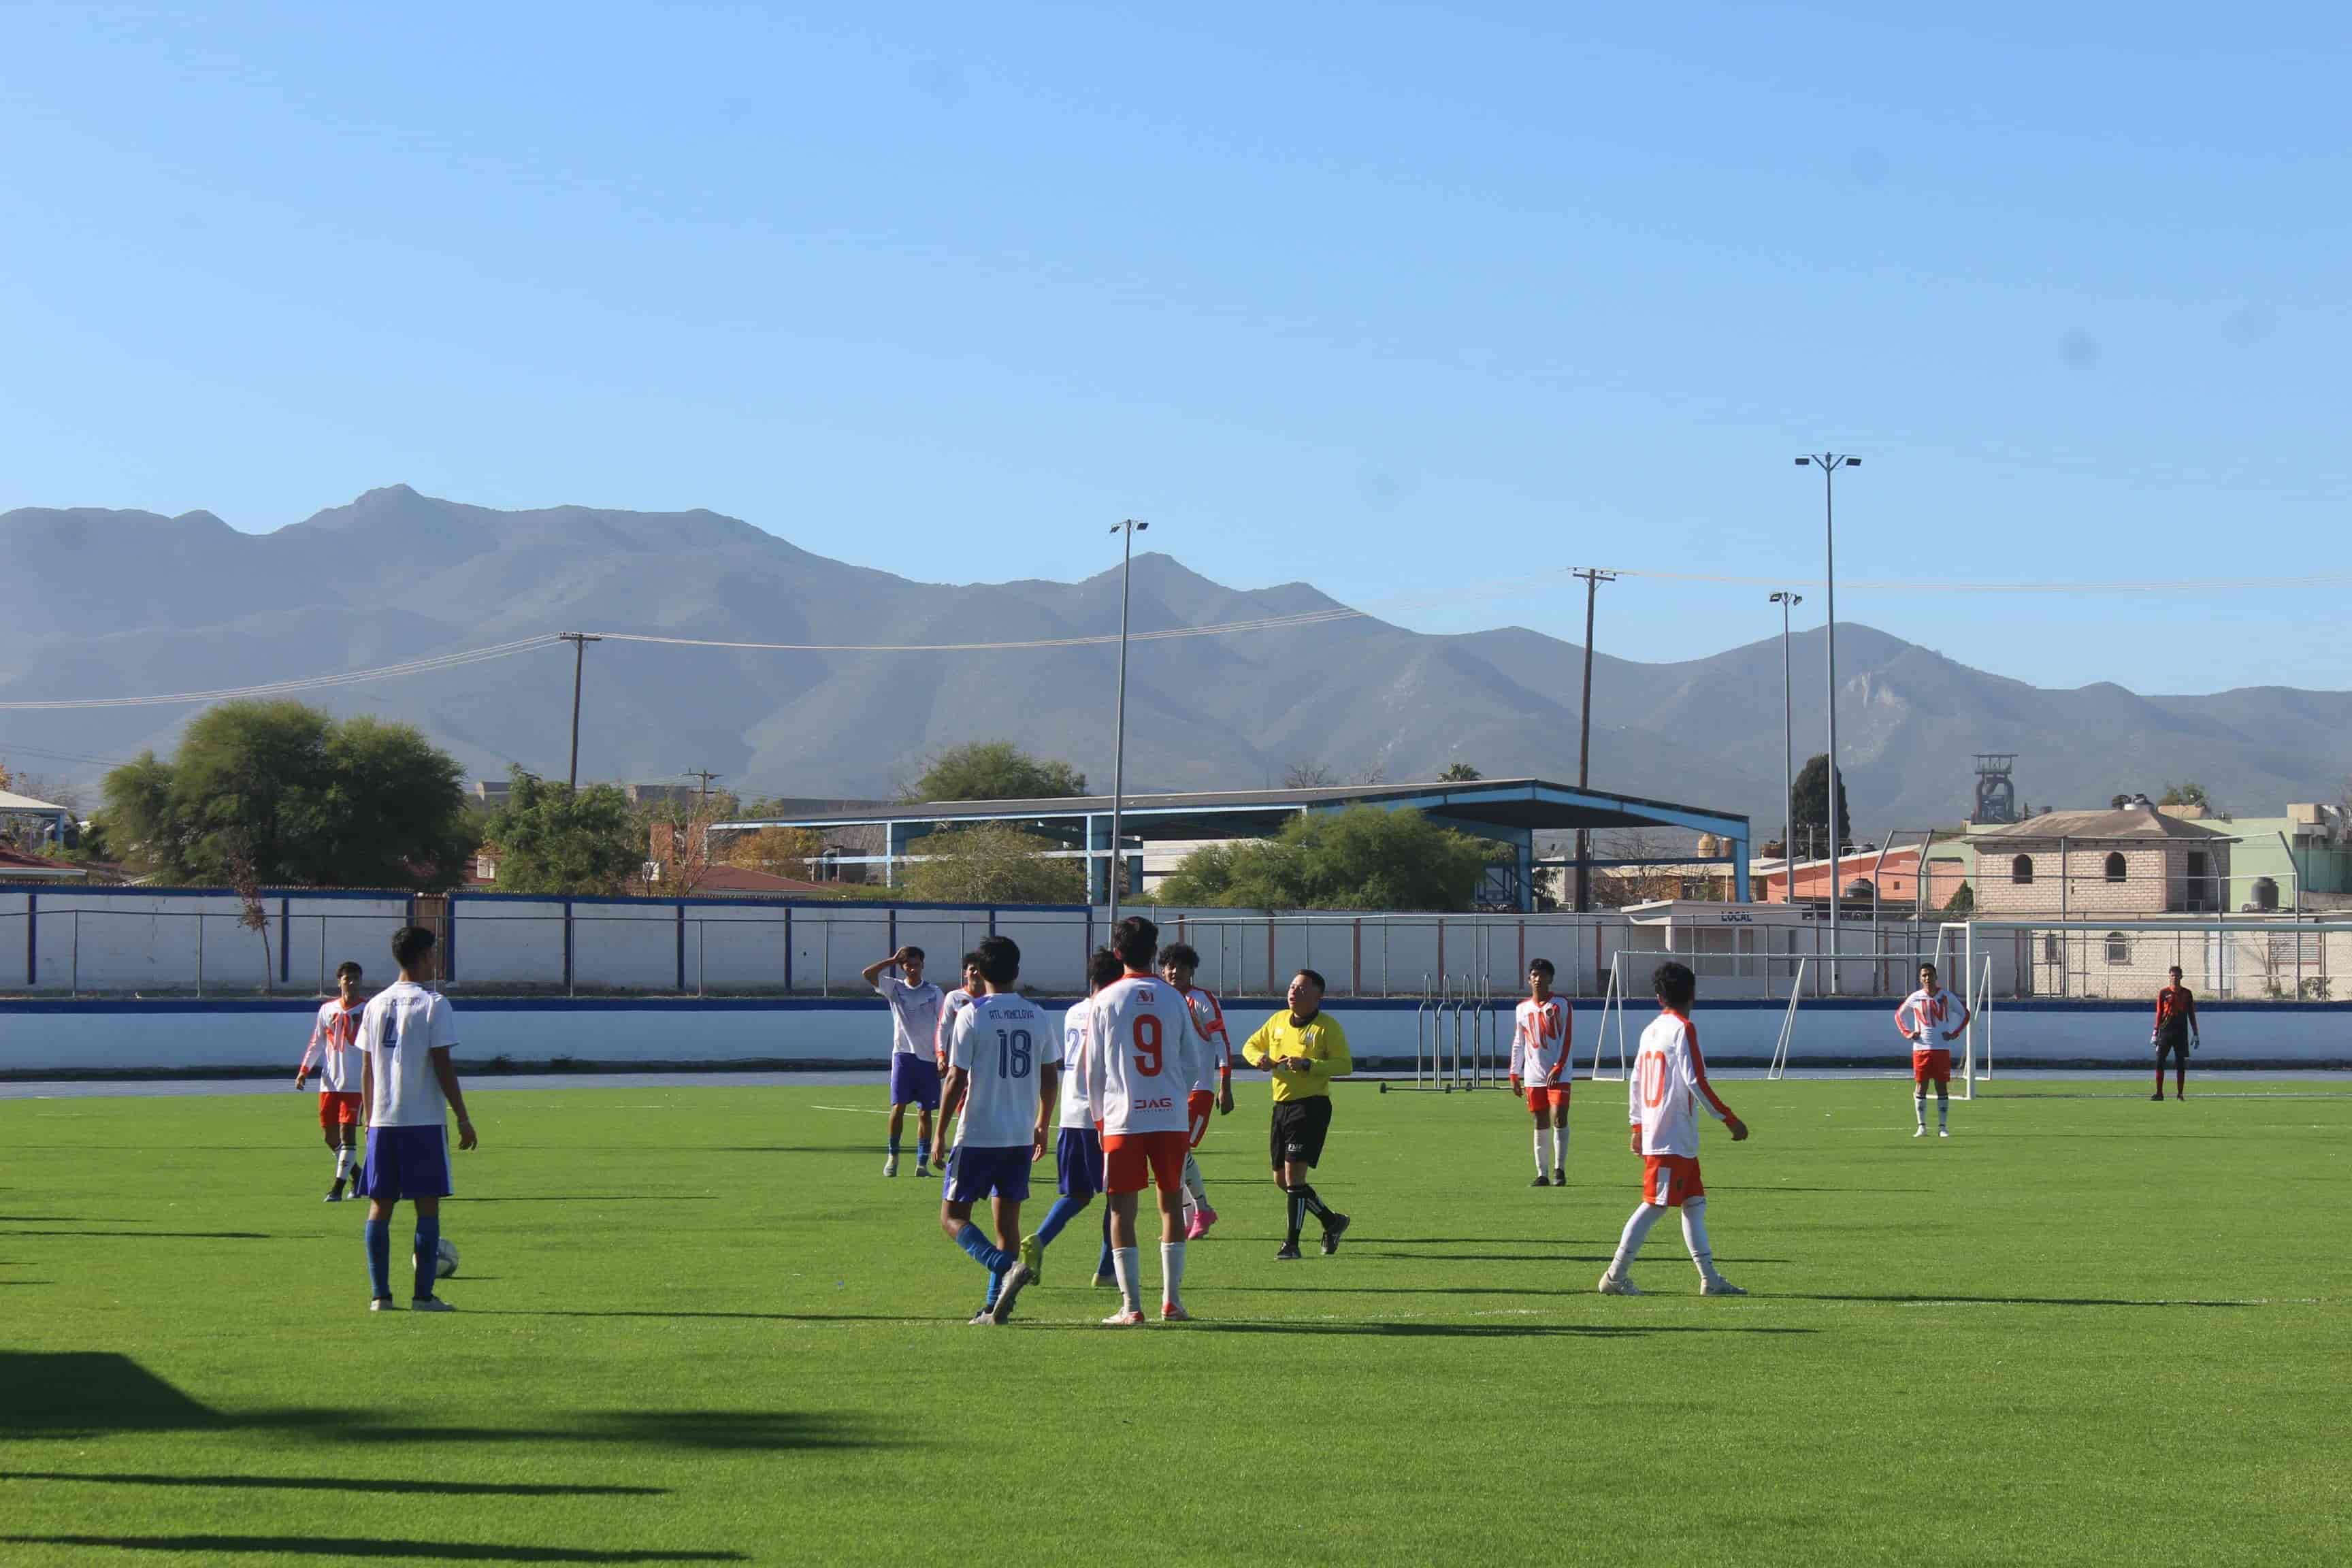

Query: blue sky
[{"left": 4, "top": 2, "right": 2347, "bottom": 691}]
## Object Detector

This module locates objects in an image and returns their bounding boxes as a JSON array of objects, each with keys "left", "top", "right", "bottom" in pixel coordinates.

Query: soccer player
[
  {"left": 355, "top": 925, "right": 478, "bottom": 1313},
  {"left": 1083, "top": 915, "right": 1216, "bottom": 1324},
  {"left": 1241, "top": 968, "right": 1354, "bottom": 1261},
  {"left": 1597, "top": 960, "right": 1749, "bottom": 1297},
  {"left": 932, "top": 934, "right": 1053, "bottom": 1325},
  {"left": 295, "top": 960, "right": 368, "bottom": 1202},
  {"left": 1019, "top": 946, "right": 1124, "bottom": 1289},
  {"left": 1510, "top": 958, "right": 1573, "bottom": 1187},
  {"left": 1894, "top": 962, "right": 1971, "bottom": 1139},
  {"left": 860, "top": 945, "right": 943, "bottom": 1178},
  {"left": 2151, "top": 965, "right": 2200, "bottom": 1100},
  {"left": 934, "top": 950, "right": 984, "bottom": 1071},
  {"left": 1158, "top": 941, "right": 1233, "bottom": 1238}
]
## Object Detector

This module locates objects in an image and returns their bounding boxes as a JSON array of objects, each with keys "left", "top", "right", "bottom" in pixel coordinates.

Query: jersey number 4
[{"left": 995, "top": 1029, "right": 1032, "bottom": 1079}]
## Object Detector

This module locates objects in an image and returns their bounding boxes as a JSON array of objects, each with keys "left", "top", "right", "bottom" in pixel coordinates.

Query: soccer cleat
[
  {"left": 1320, "top": 1213, "right": 1351, "bottom": 1256},
  {"left": 1530, "top": 1174, "right": 1552, "bottom": 1188},
  {"left": 1275, "top": 1242, "right": 1303, "bottom": 1261},
  {"left": 324, "top": 1183, "right": 344, "bottom": 1203},
  {"left": 914, "top": 1164, "right": 930, "bottom": 1180},
  {"left": 1161, "top": 1302, "right": 1192, "bottom": 1322},
  {"left": 1701, "top": 1275, "right": 1748, "bottom": 1296},
  {"left": 883, "top": 1154, "right": 899, "bottom": 1177},
  {"left": 1552, "top": 1169, "right": 1565, "bottom": 1186},
  {"left": 1913, "top": 1126, "right": 1927, "bottom": 1138},
  {"left": 368, "top": 1296, "right": 398, "bottom": 1312},
  {"left": 988, "top": 1263, "right": 1035, "bottom": 1326},
  {"left": 1183, "top": 1210, "right": 1209, "bottom": 1241},
  {"left": 1596, "top": 1270, "right": 1641, "bottom": 1296},
  {"left": 1092, "top": 1269, "right": 1117, "bottom": 1288},
  {"left": 1939, "top": 1127, "right": 1950, "bottom": 1139},
  {"left": 968, "top": 1310, "right": 994, "bottom": 1326},
  {"left": 350, "top": 1165, "right": 364, "bottom": 1194},
  {"left": 1101, "top": 1308, "right": 1146, "bottom": 1326},
  {"left": 2151, "top": 1092, "right": 2165, "bottom": 1101},
  {"left": 410, "top": 1296, "right": 455, "bottom": 1312},
  {"left": 1193, "top": 1205, "right": 1218, "bottom": 1237},
  {"left": 1018, "top": 1234, "right": 1044, "bottom": 1287}
]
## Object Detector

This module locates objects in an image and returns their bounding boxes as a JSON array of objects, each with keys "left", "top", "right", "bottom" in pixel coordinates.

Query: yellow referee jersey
[{"left": 1242, "top": 1011, "right": 1352, "bottom": 1102}]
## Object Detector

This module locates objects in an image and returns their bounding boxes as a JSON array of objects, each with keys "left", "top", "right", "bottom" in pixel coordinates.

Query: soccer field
[{"left": 3, "top": 1076, "right": 2347, "bottom": 1567}]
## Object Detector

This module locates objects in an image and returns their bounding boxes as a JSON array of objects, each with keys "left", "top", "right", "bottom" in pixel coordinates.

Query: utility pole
[
  {"left": 1106, "top": 519, "right": 1148, "bottom": 928},
  {"left": 684, "top": 768, "right": 722, "bottom": 808},
  {"left": 1770, "top": 591, "right": 1803, "bottom": 902},
  {"left": 559, "top": 633, "right": 603, "bottom": 789},
  {"left": 1571, "top": 568, "right": 1618, "bottom": 912},
  {"left": 1795, "top": 455, "right": 1859, "bottom": 992}
]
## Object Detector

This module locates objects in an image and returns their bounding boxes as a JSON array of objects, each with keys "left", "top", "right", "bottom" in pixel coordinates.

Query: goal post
[{"left": 1586, "top": 953, "right": 1629, "bottom": 1081}]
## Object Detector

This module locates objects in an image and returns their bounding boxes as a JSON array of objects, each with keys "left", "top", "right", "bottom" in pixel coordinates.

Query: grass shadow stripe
[
  {"left": 0, "top": 1537, "right": 742, "bottom": 1563},
  {"left": 0, "top": 1471, "right": 666, "bottom": 1497}
]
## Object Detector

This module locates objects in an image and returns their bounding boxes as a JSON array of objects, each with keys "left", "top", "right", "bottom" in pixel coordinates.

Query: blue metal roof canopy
[{"left": 715, "top": 777, "right": 1750, "bottom": 913}]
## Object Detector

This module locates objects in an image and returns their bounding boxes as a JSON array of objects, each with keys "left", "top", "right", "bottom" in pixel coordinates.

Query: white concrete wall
[{"left": 0, "top": 891, "right": 411, "bottom": 994}]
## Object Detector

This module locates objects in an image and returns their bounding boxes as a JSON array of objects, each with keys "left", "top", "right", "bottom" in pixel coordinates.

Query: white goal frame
[{"left": 1587, "top": 953, "right": 1631, "bottom": 1081}]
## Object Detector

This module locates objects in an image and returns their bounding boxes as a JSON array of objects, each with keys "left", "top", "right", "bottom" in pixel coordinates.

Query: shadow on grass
[
  {"left": 2, "top": 1471, "right": 664, "bottom": 1497},
  {"left": 706, "top": 1146, "right": 894, "bottom": 1156},
  {"left": 0, "top": 1230, "right": 272, "bottom": 1240},
  {"left": 0, "top": 1537, "right": 741, "bottom": 1563},
  {"left": 456, "top": 1196, "right": 719, "bottom": 1204},
  {"left": 1360, "top": 1251, "right": 1793, "bottom": 1264},
  {"left": 1178, "top": 1321, "right": 1820, "bottom": 1339},
  {"left": 471, "top": 1310, "right": 928, "bottom": 1324},
  {"left": 0, "top": 1352, "right": 891, "bottom": 1454},
  {"left": 1778, "top": 1292, "right": 2257, "bottom": 1309}
]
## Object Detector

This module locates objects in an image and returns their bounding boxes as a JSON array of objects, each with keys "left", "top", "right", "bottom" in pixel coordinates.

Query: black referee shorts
[{"left": 1270, "top": 1096, "right": 1333, "bottom": 1170}]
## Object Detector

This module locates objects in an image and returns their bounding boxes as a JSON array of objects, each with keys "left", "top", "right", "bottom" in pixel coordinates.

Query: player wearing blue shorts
[
  {"left": 355, "top": 925, "right": 478, "bottom": 1313},
  {"left": 1019, "top": 946, "right": 1124, "bottom": 1289},
  {"left": 862, "top": 945, "right": 944, "bottom": 1178},
  {"left": 932, "top": 934, "right": 1055, "bottom": 1325}
]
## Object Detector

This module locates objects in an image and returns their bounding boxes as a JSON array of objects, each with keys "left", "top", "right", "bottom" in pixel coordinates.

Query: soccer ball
[{"left": 412, "top": 1237, "right": 459, "bottom": 1279}]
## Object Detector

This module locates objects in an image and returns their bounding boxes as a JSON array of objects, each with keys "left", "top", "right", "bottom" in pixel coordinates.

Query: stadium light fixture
[
  {"left": 1106, "top": 519, "right": 1147, "bottom": 928},
  {"left": 1794, "top": 455, "right": 1859, "bottom": 990}
]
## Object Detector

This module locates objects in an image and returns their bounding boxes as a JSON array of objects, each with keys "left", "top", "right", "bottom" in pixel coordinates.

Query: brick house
[{"left": 1967, "top": 804, "right": 2231, "bottom": 918}]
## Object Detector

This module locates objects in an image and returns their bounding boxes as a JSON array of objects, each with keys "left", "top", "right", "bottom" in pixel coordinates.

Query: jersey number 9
[{"left": 1132, "top": 1015, "right": 1162, "bottom": 1077}]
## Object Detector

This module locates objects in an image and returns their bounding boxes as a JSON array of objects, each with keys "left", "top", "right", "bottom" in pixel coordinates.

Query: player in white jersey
[
  {"left": 934, "top": 950, "right": 984, "bottom": 1071},
  {"left": 1158, "top": 943, "right": 1233, "bottom": 1239},
  {"left": 1509, "top": 958, "right": 1573, "bottom": 1187},
  {"left": 932, "top": 935, "right": 1054, "bottom": 1325},
  {"left": 296, "top": 960, "right": 369, "bottom": 1201},
  {"left": 1598, "top": 961, "right": 1750, "bottom": 1298},
  {"left": 1893, "top": 962, "right": 1972, "bottom": 1139},
  {"left": 1019, "top": 947, "right": 1124, "bottom": 1289},
  {"left": 355, "top": 926, "right": 478, "bottom": 1313},
  {"left": 861, "top": 945, "right": 944, "bottom": 1177},
  {"left": 1081, "top": 916, "right": 1216, "bottom": 1324}
]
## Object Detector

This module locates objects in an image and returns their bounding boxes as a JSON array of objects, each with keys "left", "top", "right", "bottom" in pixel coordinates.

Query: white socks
[
  {"left": 1182, "top": 1154, "right": 1207, "bottom": 1204},
  {"left": 1553, "top": 1123, "right": 1568, "bottom": 1171},
  {"left": 1680, "top": 1197, "right": 1717, "bottom": 1279},
  {"left": 1160, "top": 1241, "right": 1186, "bottom": 1310},
  {"left": 1532, "top": 1125, "right": 1568, "bottom": 1174},
  {"left": 1938, "top": 1097, "right": 1949, "bottom": 1130},
  {"left": 1533, "top": 1126, "right": 1548, "bottom": 1174},
  {"left": 1610, "top": 1201, "right": 1667, "bottom": 1275},
  {"left": 1914, "top": 1093, "right": 1927, "bottom": 1130},
  {"left": 1112, "top": 1246, "right": 1141, "bottom": 1313},
  {"left": 334, "top": 1147, "right": 354, "bottom": 1178}
]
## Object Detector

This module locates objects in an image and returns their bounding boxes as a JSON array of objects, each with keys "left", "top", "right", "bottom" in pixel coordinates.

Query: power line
[
  {"left": 1601, "top": 566, "right": 2352, "bottom": 595},
  {"left": 0, "top": 635, "right": 566, "bottom": 712},
  {"left": 585, "top": 606, "right": 1365, "bottom": 653}
]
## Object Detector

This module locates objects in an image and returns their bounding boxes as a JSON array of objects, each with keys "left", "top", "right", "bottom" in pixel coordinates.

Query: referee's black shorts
[{"left": 1270, "top": 1096, "right": 1333, "bottom": 1169}]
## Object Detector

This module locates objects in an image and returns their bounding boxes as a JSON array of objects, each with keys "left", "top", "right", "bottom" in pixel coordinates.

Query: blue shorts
[
  {"left": 889, "top": 1053, "right": 941, "bottom": 1109},
  {"left": 361, "top": 1125, "right": 451, "bottom": 1200},
  {"left": 1056, "top": 1126, "right": 1105, "bottom": 1200},
  {"left": 942, "top": 1145, "right": 1030, "bottom": 1205}
]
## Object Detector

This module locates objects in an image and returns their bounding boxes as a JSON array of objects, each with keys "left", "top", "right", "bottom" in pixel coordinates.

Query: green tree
[
  {"left": 98, "top": 701, "right": 472, "bottom": 888},
  {"left": 1154, "top": 805, "right": 1502, "bottom": 911},
  {"left": 481, "top": 770, "right": 645, "bottom": 896},
  {"left": 2159, "top": 781, "right": 2212, "bottom": 811},
  {"left": 1436, "top": 762, "right": 1483, "bottom": 782},
  {"left": 1941, "top": 881, "right": 1977, "bottom": 917},
  {"left": 911, "top": 742, "right": 1086, "bottom": 802},
  {"left": 900, "top": 821, "right": 1085, "bottom": 904},
  {"left": 1791, "top": 753, "right": 1853, "bottom": 853}
]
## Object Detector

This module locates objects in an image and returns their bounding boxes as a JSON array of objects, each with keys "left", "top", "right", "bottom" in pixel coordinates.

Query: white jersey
[
  {"left": 300, "top": 1000, "right": 365, "bottom": 1093},
  {"left": 1629, "top": 1009, "right": 1733, "bottom": 1158},
  {"left": 1895, "top": 987, "right": 1967, "bottom": 1049},
  {"left": 1082, "top": 973, "right": 1215, "bottom": 1137},
  {"left": 872, "top": 974, "right": 944, "bottom": 1058},
  {"left": 936, "top": 988, "right": 975, "bottom": 1064},
  {"left": 356, "top": 979, "right": 459, "bottom": 1128},
  {"left": 1055, "top": 1008, "right": 1096, "bottom": 1130},
  {"left": 946, "top": 992, "right": 1047, "bottom": 1149},
  {"left": 1178, "top": 985, "right": 1232, "bottom": 1094},
  {"left": 1512, "top": 995, "right": 1573, "bottom": 1083}
]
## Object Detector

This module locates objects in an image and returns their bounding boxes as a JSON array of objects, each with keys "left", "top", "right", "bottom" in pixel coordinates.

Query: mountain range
[{"left": 5, "top": 486, "right": 2349, "bottom": 838}]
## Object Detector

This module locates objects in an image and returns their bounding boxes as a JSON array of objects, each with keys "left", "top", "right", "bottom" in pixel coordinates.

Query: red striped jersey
[{"left": 1630, "top": 1009, "right": 1733, "bottom": 1158}]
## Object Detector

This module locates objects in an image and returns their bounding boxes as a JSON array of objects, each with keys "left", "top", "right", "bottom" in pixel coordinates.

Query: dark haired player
[
  {"left": 2152, "top": 966, "right": 2200, "bottom": 1100},
  {"left": 932, "top": 935, "right": 1053, "bottom": 1325},
  {"left": 1510, "top": 958, "right": 1573, "bottom": 1186},
  {"left": 295, "top": 960, "right": 368, "bottom": 1201},
  {"left": 1597, "top": 961, "right": 1748, "bottom": 1297},
  {"left": 1157, "top": 941, "right": 1233, "bottom": 1238},
  {"left": 1894, "top": 962, "right": 1970, "bottom": 1139},
  {"left": 935, "top": 950, "right": 985, "bottom": 1071},
  {"left": 1019, "top": 946, "right": 1124, "bottom": 1289},
  {"left": 355, "top": 926, "right": 478, "bottom": 1312},
  {"left": 1242, "top": 968, "right": 1353, "bottom": 1260},
  {"left": 862, "top": 944, "right": 943, "bottom": 1178}
]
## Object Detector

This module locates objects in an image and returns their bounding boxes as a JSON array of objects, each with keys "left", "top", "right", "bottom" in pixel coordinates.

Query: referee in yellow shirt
[{"left": 1242, "top": 968, "right": 1354, "bottom": 1260}]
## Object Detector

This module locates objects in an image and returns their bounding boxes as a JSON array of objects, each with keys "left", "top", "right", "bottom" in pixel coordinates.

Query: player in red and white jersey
[
  {"left": 1081, "top": 916, "right": 1216, "bottom": 1324},
  {"left": 1158, "top": 942, "right": 1233, "bottom": 1239},
  {"left": 1598, "top": 961, "right": 1750, "bottom": 1298},
  {"left": 295, "top": 960, "right": 369, "bottom": 1202},
  {"left": 1509, "top": 958, "right": 1573, "bottom": 1187},
  {"left": 1893, "top": 962, "right": 1971, "bottom": 1139}
]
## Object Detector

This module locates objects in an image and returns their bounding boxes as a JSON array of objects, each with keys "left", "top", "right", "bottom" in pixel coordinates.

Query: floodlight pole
[
  {"left": 1106, "top": 519, "right": 1147, "bottom": 929},
  {"left": 559, "top": 632, "right": 603, "bottom": 789},
  {"left": 1796, "top": 455, "right": 1857, "bottom": 992},
  {"left": 1770, "top": 591, "right": 1803, "bottom": 905},
  {"left": 1571, "top": 568, "right": 1617, "bottom": 912}
]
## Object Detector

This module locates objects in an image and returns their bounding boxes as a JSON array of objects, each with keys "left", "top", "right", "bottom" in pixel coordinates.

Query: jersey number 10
[{"left": 1638, "top": 1049, "right": 1667, "bottom": 1108}]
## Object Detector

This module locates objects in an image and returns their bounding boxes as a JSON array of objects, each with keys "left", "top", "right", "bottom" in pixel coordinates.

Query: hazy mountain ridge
[{"left": 5, "top": 486, "right": 2348, "bottom": 832}]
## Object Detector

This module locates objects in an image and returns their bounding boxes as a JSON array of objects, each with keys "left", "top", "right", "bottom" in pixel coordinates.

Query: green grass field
[{"left": 3, "top": 1074, "right": 2348, "bottom": 1567}]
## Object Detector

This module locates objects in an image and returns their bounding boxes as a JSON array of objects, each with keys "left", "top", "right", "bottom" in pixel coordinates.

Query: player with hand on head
[
  {"left": 1242, "top": 968, "right": 1353, "bottom": 1260},
  {"left": 1598, "top": 961, "right": 1749, "bottom": 1298},
  {"left": 296, "top": 960, "right": 369, "bottom": 1201},
  {"left": 2151, "top": 965, "right": 2200, "bottom": 1100},
  {"left": 861, "top": 945, "right": 943, "bottom": 1178},
  {"left": 932, "top": 935, "right": 1054, "bottom": 1325},
  {"left": 356, "top": 925, "right": 478, "bottom": 1313},
  {"left": 1019, "top": 946, "right": 1123, "bottom": 1289},
  {"left": 1895, "top": 962, "right": 1971, "bottom": 1139},
  {"left": 1510, "top": 958, "right": 1573, "bottom": 1187},
  {"left": 1157, "top": 941, "right": 1233, "bottom": 1239},
  {"left": 1083, "top": 916, "right": 1217, "bottom": 1324}
]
